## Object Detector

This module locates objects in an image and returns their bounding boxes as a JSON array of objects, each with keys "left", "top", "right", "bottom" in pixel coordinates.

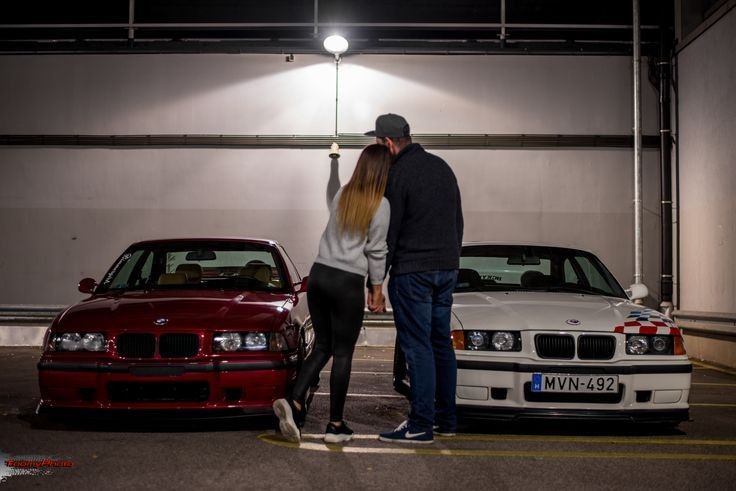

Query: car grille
[
  {"left": 577, "top": 335, "right": 616, "bottom": 360},
  {"left": 117, "top": 333, "right": 156, "bottom": 358},
  {"left": 523, "top": 382, "right": 623, "bottom": 404},
  {"left": 535, "top": 334, "right": 575, "bottom": 359},
  {"left": 159, "top": 333, "right": 199, "bottom": 358},
  {"left": 116, "top": 333, "right": 200, "bottom": 358},
  {"left": 108, "top": 382, "right": 209, "bottom": 402}
]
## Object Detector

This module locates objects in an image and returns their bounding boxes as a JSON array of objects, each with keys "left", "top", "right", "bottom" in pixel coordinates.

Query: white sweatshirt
[{"left": 314, "top": 188, "right": 391, "bottom": 285}]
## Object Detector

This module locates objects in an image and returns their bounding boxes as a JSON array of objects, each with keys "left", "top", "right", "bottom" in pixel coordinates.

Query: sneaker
[
  {"left": 324, "top": 421, "right": 354, "bottom": 444},
  {"left": 433, "top": 425, "right": 456, "bottom": 437},
  {"left": 273, "top": 398, "right": 304, "bottom": 443},
  {"left": 378, "top": 420, "right": 434, "bottom": 444}
]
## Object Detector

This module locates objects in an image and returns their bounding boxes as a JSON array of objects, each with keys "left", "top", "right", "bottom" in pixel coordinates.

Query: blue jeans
[{"left": 389, "top": 269, "right": 458, "bottom": 432}]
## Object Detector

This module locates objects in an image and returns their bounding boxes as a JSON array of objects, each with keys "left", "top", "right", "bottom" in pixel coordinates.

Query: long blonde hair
[{"left": 337, "top": 144, "right": 392, "bottom": 238}]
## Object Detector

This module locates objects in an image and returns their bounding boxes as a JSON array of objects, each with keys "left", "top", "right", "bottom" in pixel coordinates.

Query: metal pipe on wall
[
  {"left": 127, "top": 0, "right": 135, "bottom": 44},
  {"left": 632, "top": 0, "right": 644, "bottom": 293},
  {"left": 659, "top": 3, "right": 674, "bottom": 316}
]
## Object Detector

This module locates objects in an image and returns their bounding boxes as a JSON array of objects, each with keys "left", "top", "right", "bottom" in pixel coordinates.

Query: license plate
[{"left": 531, "top": 373, "right": 618, "bottom": 393}]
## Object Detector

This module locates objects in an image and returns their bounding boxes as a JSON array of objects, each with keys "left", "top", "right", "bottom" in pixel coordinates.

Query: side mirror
[
  {"left": 294, "top": 276, "right": 308, "bottom": 294},
  {"left": 78, "top": 277, "right": 98, "bottom": 294},
  {"left": 625, "top": 283, "right": 648, "bottom": 301}
]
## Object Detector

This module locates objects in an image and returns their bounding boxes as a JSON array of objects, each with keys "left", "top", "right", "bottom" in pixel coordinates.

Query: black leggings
[{"left": 292, "top": 262, "right": 365, "bottom": 422}]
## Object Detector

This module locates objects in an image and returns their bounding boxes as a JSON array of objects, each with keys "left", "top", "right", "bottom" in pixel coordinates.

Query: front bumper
[
  {"left": 37, "top": 358, "right": 295, "bottom": 412},
  {"left": 455, "top": 358, "right": 692, "bottom": 423}
]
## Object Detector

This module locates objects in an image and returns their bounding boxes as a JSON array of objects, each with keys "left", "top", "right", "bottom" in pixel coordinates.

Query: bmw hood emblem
[
  {"left": 154, "top": 318, "right": 169, "bottom": 326},
  {"left": 565, "top": 319, "right": 581, "bottom": 326}
]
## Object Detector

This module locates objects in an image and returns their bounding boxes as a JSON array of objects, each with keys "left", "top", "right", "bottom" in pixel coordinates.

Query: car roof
[
  {"left": 129, "top": 237, "right": 281, "bottom": 248},
  {"left": 462, "top": 241, "right": 597, "bottom": 256}
]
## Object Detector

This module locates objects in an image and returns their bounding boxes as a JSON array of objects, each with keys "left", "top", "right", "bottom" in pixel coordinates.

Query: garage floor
[{"left": 2, "top": 346, "right": 735, "bottom": 489}]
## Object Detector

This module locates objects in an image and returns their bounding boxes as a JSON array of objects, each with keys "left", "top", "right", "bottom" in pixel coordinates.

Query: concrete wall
[
  {"left": 678, "top": 7, "right": 736, "bottom": 316},
  {"left": 677, "top": 6, "right": 736, "bottom": 366},
  {"left": 0, "top": 54, "right": 661, "bottom": 306}
]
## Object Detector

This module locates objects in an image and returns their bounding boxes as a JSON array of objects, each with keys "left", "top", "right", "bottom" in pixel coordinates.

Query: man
[{"left": 366, "top": 113, "right": 464, "bottom": 444}]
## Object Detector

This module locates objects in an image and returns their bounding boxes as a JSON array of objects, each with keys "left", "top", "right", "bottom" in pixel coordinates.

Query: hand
[{"left": 367, "top": 285, "right": 386, "bottom": 313}]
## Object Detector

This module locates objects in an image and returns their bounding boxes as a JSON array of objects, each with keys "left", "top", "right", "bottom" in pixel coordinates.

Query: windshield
[
  {"left": 96, "top": 241, "right": 289, "bottom": 294},
  {"left": 457, "top": 245, "right": 626, "bottom": 298}
]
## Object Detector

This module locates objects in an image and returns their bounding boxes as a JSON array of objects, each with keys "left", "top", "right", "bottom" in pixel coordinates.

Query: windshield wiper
[{"left": 546, "top": 285, "right": 599, "bottom": 295}]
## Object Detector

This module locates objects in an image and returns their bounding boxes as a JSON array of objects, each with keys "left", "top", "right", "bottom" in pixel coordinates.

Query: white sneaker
[{"left": 272, "top": 399, "right": 300, "bottom": 443}]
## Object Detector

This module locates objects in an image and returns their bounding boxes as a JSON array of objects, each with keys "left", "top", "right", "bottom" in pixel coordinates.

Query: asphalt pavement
[{"left": 1, "top": 346, "right": 736, "bottom": 490}]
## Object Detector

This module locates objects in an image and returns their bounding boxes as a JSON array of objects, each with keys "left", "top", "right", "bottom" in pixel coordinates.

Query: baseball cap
[{"left": 364, "top": 113, "right": 411, "bottom": 138}]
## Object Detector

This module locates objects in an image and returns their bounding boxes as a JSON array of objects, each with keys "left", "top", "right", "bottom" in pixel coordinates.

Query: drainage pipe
[
  {"left": 659, "top": 3, "right": 674, "bottom": 316},
  {"left": 632, "top": 0, "right": 644, "bottom": 292}
]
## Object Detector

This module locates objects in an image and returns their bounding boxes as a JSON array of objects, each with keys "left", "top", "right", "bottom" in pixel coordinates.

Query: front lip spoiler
[
  {"left": 456, "top": 406, "right": 690, "bottom": 424},
  {"left": 456, "top": 360, "right": 692, "bottom": 375},
  {"left": 37, "top": 359, "right": 295, "bottom": 373},
  {"left": 36, "top": 406, "right": 274, "bottom": 421}
]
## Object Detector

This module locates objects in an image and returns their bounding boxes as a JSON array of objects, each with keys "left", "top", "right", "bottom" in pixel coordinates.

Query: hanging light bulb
[{"left": 323, "top": 35, "right": 349, "bottom": 60}]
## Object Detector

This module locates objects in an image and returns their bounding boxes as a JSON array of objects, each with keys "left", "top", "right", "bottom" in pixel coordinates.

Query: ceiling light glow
[{"left": 323, "top": 35, "right": 348, "bottom": 57}]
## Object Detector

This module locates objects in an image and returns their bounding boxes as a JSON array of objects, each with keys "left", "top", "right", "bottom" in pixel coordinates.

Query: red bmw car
[{"left": 37, "top": 238, "right": 313, "bottom": 417}]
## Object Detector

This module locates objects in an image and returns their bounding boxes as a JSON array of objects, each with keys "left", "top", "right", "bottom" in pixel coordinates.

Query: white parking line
[
  {"left": 313, "top": 392, "right": 403, "bottom": 399},
  {"left": 320, "top": 371, "right": 392, "bottom": 375}
]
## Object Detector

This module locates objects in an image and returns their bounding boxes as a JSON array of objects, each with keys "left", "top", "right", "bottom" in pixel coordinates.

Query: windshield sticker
[{"left": 103, "top": 253, "right": 132, "bottom": 285}]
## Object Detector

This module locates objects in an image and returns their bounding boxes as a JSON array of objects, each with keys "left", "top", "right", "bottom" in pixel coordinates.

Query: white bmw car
[{"left": 448, "top": 243, "right": 690, "bottom": 425}]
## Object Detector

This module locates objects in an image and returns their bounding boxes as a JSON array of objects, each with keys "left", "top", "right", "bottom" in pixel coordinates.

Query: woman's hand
[{"left": 367, "top": 284, "right": 386, "bottom": 313}]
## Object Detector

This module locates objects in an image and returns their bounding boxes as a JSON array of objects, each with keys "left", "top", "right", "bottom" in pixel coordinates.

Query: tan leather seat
[
  {"left": 175, "top": 263, "right": 202, "bottom": 284},
  {"left": 157, "top": 272, "right": 188, "bottom": 285},
  {"left": 239, "top": 261, "right": 272, "bottom": 284}
]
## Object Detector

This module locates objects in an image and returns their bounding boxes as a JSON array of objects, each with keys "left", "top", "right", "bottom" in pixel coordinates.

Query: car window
[
  {"left": 104, "top": 250, "right": 146, "bottom": 290},
  {"left": 458, "top": 245, "right": 626, "bottom": 298},
  {"left": 96, "top": 242, "right": 287, "bottom": 293},
  {"left": 461, "top": 256, "right": 551, "bottom": 285},
  {"left": 570, "top": 255, "right": 611, "bottom": 292},
  {"left": 278, "top": 245, "right": 301, "bottom": 284}
]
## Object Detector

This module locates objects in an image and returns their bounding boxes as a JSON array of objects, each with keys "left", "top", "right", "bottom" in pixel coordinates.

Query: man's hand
[{"left": 367, "top": 284, "right": 386, "bottom": 313}]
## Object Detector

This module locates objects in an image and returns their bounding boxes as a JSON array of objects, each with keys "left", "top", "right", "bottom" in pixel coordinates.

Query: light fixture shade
[{"left": 323, "top": 35, "right": 348, "bottom": 55}]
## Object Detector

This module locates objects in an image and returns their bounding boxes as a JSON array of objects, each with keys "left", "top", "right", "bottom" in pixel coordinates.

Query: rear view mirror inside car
[
  {"left": 507, "top": 254, "right": 541, "bottom": 266},
  {"left": 185, "top": 250, "right": 217, "bottom": 261}
]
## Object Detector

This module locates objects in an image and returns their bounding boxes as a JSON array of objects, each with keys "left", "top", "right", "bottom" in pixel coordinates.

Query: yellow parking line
[
  {"left": 258, "top": 434, "right": 736, "bottom": 461},
  {"left": 434, "top": 435, "right": 736, "bottom": 446},
  {"left": 297, "top": 433, "right": 736, "bottom": 446},
  {"left": 691, "top": 403, "right": 736, "bottom": 408},
  {"left": 690, "top": 361, "right": 736, "bottom": 376}
]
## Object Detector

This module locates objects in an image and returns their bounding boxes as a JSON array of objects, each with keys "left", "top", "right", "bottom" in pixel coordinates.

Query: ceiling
[{"left": 0, "top": 0, "right": 672, "bottom": 56}]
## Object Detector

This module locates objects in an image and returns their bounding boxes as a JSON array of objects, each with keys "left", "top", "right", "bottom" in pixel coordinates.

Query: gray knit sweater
[{"left": 314, "top": 188, "right": 391, "bottom": 285}]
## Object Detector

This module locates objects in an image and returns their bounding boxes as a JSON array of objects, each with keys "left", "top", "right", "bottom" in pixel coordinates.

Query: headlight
[
  {"left": 244, "top": 332, "right": 268, "bottom": 351},
  {"left": 467, "top": 331, "right": 488, "bottom": 350},
  {"left": 651, "top": 336, "right": 670, "bottom": 353},
  {"left": 626, "top": 335, "right": 649, "bottom": 355},
  {"left": 81, "top": 333, "right": 106, "bottom": 351},
  {"left": 491, "top": 332, "right": 516, "bottom": 351},
  {"left": 48, "top": 332, "right": 106, "bottom": 352},
  {"left": 626, "top": 334, "right": 677, "bottom": 355},
  {"left": 213, "top": 332, "right": 242, "bottom": 352},
  {"left": 213, "top": 332, "right": 282, "bottom": 352},
  {"left": 461, "top": 331, "right": 521, "bottom": 351}
]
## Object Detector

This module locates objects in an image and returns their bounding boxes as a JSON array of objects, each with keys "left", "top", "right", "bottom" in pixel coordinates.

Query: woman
[{"left": 273, "top": 144, "right": 392, "bottom": 444}]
